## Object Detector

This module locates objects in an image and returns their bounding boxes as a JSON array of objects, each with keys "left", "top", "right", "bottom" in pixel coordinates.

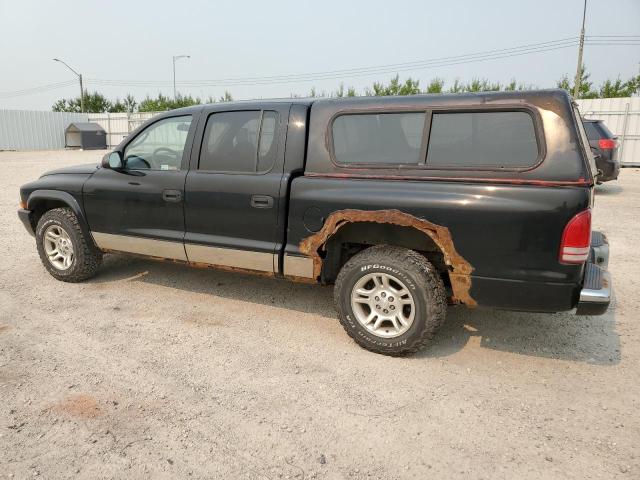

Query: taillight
[
  {"left": 559, "top": 209, "right": 592, "bottom": 264},
  {"left": 598, "top": 138, "right": 616, "bottom": 150}
]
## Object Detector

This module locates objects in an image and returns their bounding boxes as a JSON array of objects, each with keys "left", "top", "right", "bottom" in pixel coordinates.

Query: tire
[
  {"left": 35, "top": 207, "right": 102, "bottom": 282},
  {"left": 334, "top": 245, "right": 446, "bottom": 356}
]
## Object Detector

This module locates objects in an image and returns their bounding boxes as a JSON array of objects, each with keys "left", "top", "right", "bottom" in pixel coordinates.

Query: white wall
[
  {"left": 87, "top": 112, "right": 158, "bottom": 148},
  {"left": 0, "top": 110, "right": 88, "bottom": 150}
]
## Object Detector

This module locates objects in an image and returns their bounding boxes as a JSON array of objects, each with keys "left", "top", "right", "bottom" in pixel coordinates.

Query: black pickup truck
[{"left": 18, "top": 89, "right": 612, "bottom": 355}]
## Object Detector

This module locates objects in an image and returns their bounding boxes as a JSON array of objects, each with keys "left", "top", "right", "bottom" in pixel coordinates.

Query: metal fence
[
  {"left": 87, "top": 112, "right": 158, "bottom": 147},
  {"left": 0, "top": 110, "right": 88, "bottom": 150},
  {"left": 576, "top": 97, "right": 640, "bottom": 166}
]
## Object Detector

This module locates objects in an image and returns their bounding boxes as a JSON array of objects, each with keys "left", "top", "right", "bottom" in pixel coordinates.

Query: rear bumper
[
  {"left": 589, "top": 230, "right": 609, "bottom": 268},
  {"left": 576, "top": 264, "right": 611, "bottom": 315},
  {"left": 18, "top": 209, "right": 35, "bottom": 236},
  {"left": 576, "top": 232, "right": 611, "bottom": 316},
  {"left": 598, "top": 160, "right": 620, "bottom": 182}
]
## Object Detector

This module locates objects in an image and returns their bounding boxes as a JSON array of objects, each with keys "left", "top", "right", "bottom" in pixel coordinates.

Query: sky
[{"left": 0, "top": 0, "right": 638, "bottom": 110}]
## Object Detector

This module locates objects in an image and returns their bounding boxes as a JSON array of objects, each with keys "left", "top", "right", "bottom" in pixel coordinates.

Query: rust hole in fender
[{"left": 298, "top": 209, "right": 477, "bottom": 306}]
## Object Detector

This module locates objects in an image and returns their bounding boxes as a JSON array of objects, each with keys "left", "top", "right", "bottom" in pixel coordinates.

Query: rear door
[{"left": 183, "top": 103, "right": 290, "bottom": 272}]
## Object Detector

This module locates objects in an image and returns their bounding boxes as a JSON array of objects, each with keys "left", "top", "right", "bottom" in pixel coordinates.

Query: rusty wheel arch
[{"left": 298, "top": 209, "right": 476, "bottom": 306}]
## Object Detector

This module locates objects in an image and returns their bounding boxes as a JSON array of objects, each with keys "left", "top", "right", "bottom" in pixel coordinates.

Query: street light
[
  {"left": 53, "top": 58, "right": 84, "bottom": 113},
  {"left": 172, "top": 55, "right": 190, "bottom": 100}
]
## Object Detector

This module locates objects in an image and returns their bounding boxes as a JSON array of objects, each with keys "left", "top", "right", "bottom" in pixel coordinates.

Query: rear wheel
[
  {"left": 334, "top": 245, "right": 447, "bottom": 356},
  {"left": 35, "top": 208, "right": 102, "bottom": 282}
]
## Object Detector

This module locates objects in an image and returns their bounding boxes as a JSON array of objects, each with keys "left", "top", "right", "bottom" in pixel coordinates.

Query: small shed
[{"left": 65, "top": 122, "right": 107, "bottom": 150}]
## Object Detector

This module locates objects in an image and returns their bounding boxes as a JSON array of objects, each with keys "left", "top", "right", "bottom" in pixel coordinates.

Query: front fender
[{"left": 25, "top": 190, "right": 92, "bottom": 240}]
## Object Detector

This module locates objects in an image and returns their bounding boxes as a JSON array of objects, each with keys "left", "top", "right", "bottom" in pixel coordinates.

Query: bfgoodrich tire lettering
[
  {"left": 334, "top": 245, "right": 447, "bottom": 356},
  {"left": 35, "top": 207, "right": 102, "bottom": 282}
]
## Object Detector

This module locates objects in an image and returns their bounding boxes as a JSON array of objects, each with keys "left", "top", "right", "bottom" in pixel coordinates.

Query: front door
[
  {"left": 84, "top": 114, "right": 197, "bottom": 260},
  {"left": 183, "top": 104, "right": 290, "bottom": 272}
]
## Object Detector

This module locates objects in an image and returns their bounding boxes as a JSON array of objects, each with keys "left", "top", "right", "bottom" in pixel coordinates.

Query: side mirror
[{"left": 102, "top": 151, "right": 124, "bottom": 169}]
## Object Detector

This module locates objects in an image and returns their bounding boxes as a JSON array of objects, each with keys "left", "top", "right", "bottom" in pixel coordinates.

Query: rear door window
[
  {"left": 332, "top": 112, "right": 426, "bottom": 165},
  {"left": 426, "top": 111, "right": 539, "bottom": 168},
  {"left": 199, "top": 110, "right": 279, "bottom": 173}
]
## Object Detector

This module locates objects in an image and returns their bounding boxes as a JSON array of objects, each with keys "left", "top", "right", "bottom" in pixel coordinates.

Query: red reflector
[
  {"left": 598, "top": 138, "right": 616, "bottom": 150},
  {"left": 559, "top": 209, "right": 591, "bottom": 264}
]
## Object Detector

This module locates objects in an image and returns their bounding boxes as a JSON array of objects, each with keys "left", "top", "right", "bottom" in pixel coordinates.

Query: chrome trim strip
[
  {"left": 185, "top": 244, "right": 274, "bottom": 272},
  {"left": 92, "top": 232, "right": 187, "bottom": 261},
  {"left": 283, "top": 254, "right": 315, "bottom": 278}
]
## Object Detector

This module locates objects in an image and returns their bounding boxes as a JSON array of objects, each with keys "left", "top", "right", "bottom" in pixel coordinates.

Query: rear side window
[
  {"left": 332, "top": 112, "right": 425, "bottom": 165},
  {"left": 199, "top": 110, "right": 279, "bottom": 173},
  {"left": 599, "top": 122, "right": 614, "bottom": 138},
  {"left": 426, "top": 111, "right": 538, "bottom": 168},
  {"left": 588, "top": 121, "right": 614, "bottom": 139}
]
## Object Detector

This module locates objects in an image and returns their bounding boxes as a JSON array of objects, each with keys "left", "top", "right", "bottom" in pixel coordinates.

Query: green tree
[
  {"left": 463, "top": 79, "right": 502, "bottom": 92},
  {"left": 333, "top": 83, "right": 357, "bottom": 98},
  {"left": 626, "top": 75, "right": 640, "bottom": 96},
  {"left": 206, "top": 92, "right": 234, "bottom": 103},
  {"left": 448, "top": 79, "right": 463, "bottom": 93},
  {"left": 138, "top": 93, "right": 201, "bottom": 112},
  {"left": 366, "top": 75, "right": 421, "bottom": 96},
  {"left": 138, "top": 93, "right": 171, "bottom": 112},
  {"left": 556, "top": 65, "right": 597, "bottom": 99},
  {"left": 425, "top": 78, "right": 445, "bottom": 93},
  {"left": 598, "top": 76, "right": 640, "bottom": 98},
  {"left": 504, "top": 80, "right": 517, "bottom": 91},
  {"left": 108, "top": 94, "right": 137, "bottom": 113},
  {"left": 52, "top": 90, "right": 112, "bottom": 113},
  {"left": 219, "top": 90, "right": 234, "bottom": 102}
]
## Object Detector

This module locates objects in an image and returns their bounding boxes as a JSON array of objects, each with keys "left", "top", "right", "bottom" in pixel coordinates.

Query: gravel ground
[{"left": 1, "top": 150, "right": 639, "bottom": 480}]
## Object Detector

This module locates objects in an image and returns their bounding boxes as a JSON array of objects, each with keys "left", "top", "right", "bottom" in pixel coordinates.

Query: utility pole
[
  {"left": 573, "top": 0, "right": 587, "bottom": 99},
  {"left": 79, "top": 74, "right": 84, "bottom": 113},
  {"left": 172, "top": 55, "right": 190, "bottom": 100},
  {"left": 53, "top": 58, "right": 84, "bottom": 112}
]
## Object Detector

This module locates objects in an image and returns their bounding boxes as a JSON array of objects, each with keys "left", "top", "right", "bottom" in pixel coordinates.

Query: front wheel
[
  {"left": 35, "top": 208, "right": 102, "bottom": 282},
  {"left": 334, "top": 245, "right": 447, "bottom": 356}
]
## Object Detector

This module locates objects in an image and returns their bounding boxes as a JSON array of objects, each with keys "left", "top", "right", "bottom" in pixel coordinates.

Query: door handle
[
  {"left": 162, "top": 189, "right": 182, "bottom": 203},
  {"left": 250, "top": 195, "right": 274, "bottom": 209}
]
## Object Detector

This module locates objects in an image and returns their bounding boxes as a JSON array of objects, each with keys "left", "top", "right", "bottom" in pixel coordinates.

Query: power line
[
  {"left": 585, "top": 42, "right": 640, "bottom": 45},
  {"left": 86, "top": 37, "right": 637, "bottom": 89},
  {"left": 90, "top": 37, "right": 581, "bottom": 87},
  {"left": 2, "top": 36, "right": 637, "bottom": 98},
  {"left": 88, "top": 38, "right": 582, "bottom": 88},
  {"left": 0, "top": 80, "right": 77, "bottom": 99},
  {"left": 586, "top": 35, "right": 640, "bottom": 38}
]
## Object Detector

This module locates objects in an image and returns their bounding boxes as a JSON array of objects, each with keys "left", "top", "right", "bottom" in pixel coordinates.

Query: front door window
[{"left": 124, "top": 115, "right": 192, "bottom": 170}]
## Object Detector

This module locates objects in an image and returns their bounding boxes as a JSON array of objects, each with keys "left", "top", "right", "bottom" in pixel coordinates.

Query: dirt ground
[{"left": 0, "top": 150, "right": 638, "bottom": 480}]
